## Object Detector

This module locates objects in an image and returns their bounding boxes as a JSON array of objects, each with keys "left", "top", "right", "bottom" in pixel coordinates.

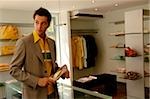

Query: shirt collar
[{"left": 33, "top": 30, "right": 48, "bottom": 43}]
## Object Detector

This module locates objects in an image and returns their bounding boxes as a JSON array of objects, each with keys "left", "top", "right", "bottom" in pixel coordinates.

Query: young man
[{"left": 10, "top": 7, "right": 69, "bottom": 99}]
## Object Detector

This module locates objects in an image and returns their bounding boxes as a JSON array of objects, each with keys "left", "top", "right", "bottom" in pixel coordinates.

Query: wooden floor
[
  {"left": 113, "top": 82, "right": 127, "bottom": 99},
  {"left": 113, "top": 82, "right": 150, "bottom": 99}
]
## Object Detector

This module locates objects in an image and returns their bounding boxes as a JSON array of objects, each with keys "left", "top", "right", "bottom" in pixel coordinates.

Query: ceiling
[{"left": 0, "top": 0, "right": 149, "bottom": 13}]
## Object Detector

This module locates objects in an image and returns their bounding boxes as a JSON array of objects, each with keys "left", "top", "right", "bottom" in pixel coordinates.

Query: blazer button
[{"left": 44, "top": 71, "right": 47, "bottom": 73}]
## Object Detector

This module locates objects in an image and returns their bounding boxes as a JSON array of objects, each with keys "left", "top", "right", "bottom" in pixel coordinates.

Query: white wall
[
  {"left": 71, "top": 19, "right": 99, "bottom": 30},
  {"left": 0, "top": 9, "right": 33, "bottom": 23}
]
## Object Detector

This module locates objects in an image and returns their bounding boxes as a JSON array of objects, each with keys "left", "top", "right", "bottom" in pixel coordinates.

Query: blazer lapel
[
  {"left": 34, "top": 42, "right": 44, "bottom": 64},
  {"left": 29, "top": 33, "right": 44, "bottom": 64}
]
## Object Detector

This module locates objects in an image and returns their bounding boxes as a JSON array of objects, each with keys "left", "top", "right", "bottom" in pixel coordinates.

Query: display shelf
[
  {"left": 0, "top": 22, "right": 33, "bottom": 27},
  {"left": 109, "top": 32, "right": 125, "bottom": 36},
  {"left": 111, "top": 55, "right": 144, "bottom": 60},
  {"left": 109, "top": 12, "right": 150, "bottom": 25},
  {"left": 111, "top": 55, "right": 125, "bottom": 60},
  {"left": 110, "top": 45, "right": 125, "bottom": 48},
  {"left": 119, "top": 77, "right": 143, "bottom": 81},
  {"left": 108, "top": 71, "right": 150, "bottom": 87},
  {"left": 109, "top": 30, "right": 150, "bottom": 36},
  {"left": 109, "top": 20, "right": 124, "bottom": 25},
  {"left": 0, "top": 63, "right": 9, "bottom": 72},
  {"left": 0, "top": 54, "right": 13, "bottom": 56},
  {"left": 0, "top": 39, "right": 18, "bottom": 41},
  {"left": 111, "top": 69, "right": 150, "bottom": 77},
  {"left": 110, "top": 70, "right": 126, "bottom": 75},
  {"left": 110, "top": 46, "right": 125, "bottom": 48},
  {"left": 0, "top": 69, "right": 9, "bottom": 72},
  {"left": 110, "top": 42, "right": 125, "bottom": 48},
  {"left": 125, "top": 55, "right": 142, "bottom": 57}
]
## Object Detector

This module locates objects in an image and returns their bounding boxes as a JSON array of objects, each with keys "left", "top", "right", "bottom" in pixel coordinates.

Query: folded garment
[{"left": 0, "top": 25, "right": 20, "bottom": 40}]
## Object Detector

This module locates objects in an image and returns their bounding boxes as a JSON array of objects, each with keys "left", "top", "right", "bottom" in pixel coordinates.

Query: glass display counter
[
  {"left": 5, "top": 80, "right": 112, "bottom": 99},
  {"left": 57, "top": 82, "right": 112, "bottom": 99},
  {"left": 5, "top": 80, "right": 21, "bottom": 99}
]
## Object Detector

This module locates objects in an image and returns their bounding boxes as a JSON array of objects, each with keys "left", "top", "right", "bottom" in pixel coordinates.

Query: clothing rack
[{"left": 71, "top": 29, "right": 98, "bottom": 35}]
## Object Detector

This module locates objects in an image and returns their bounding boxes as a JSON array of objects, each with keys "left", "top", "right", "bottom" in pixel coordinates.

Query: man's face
[{"left": 34, "top": 15, "right": 49, "bottom": 36}]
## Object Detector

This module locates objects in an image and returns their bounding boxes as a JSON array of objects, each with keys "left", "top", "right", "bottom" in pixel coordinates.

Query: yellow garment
[
  {"left": 0, "top": 25, "right": 19, "bottom": 39},
  {"left": 71, "top": 36, "right": 84, "bottom": 70},
  {"left": 0, "top": 45, "right": 15, "bottom": 55},
  {"left": 33, "top": 30, "right": 54, "bottom": 95}
]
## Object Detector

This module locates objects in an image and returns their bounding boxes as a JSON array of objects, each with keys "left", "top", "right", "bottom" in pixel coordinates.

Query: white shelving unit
[
  {"left": 109, "top": 9, "right": 150, "bottom": 99},
  {"left": 125, "top": 9, "right": 149, "bottom": 99}
]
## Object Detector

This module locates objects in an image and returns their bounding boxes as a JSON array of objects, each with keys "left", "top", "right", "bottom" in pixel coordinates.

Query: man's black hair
[{"left": 33, "top": 7, "right": 52, "bottom": 26}]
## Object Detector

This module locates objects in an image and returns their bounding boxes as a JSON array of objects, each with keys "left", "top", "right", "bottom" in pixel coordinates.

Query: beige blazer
[{"left": 10, "top": 33, "right": 59, "bottom": 99}]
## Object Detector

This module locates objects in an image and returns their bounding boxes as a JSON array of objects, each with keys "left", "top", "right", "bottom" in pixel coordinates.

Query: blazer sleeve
[{"left": 9, "top": 38, "right": 39, "bottom": 89}]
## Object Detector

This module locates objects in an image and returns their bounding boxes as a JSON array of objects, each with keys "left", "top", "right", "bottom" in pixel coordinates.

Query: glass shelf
[
  {"left": 0, "top": 22, "right": 33, "bottom": 27},
  {"left": 0, "top": 39, "right": 18, "bottom": 41},
  {"left": 0, "top": 54, "right": 13, "bottom": 57},
  {"left": 109, "top": 31, "right": 150, "bottom": 36},
  {"left": 110, "top": 46, "right": 125, "bottom": 48},
  {"left": 111, "top": 55, "right": 125, "bottom": 60}
]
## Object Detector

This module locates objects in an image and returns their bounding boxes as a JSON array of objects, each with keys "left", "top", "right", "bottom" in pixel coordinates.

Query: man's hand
[
  {"left": 48, "top": 76, "right": 56, "bottom": 84},
  {"left": 37, "top": 77, "right": 49, "bottom": 87},
  {"left": 38, "top": 77, "right": 56, "bottom": 87},
  {"left": 61, "top": 65, "right": 70, "bottom": 79}
]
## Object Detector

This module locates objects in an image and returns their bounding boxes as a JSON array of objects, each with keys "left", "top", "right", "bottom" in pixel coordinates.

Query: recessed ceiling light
[
  {"left": 114, "top": 3, "right": 119, "bottom": 7},
  {"left": 94, "top": 8, "right": 98, "bottom": 11},
  {"left": 72, "top": 5, "right": 76, "bottom": 9},
  {"left": 91, "top": 0, "right": 95, "bottom": 4}
]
